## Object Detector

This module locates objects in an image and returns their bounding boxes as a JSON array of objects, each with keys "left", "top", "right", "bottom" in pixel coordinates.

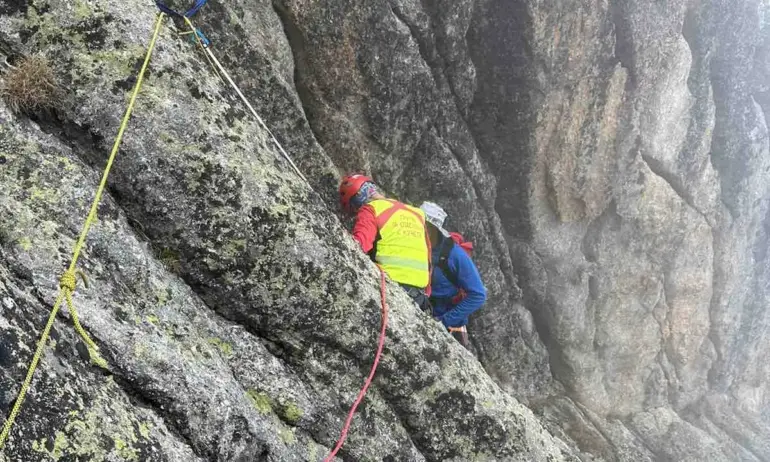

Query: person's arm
[
  {"left": 351, "top": 205, "right": 378, "bottom": 253},
  {"left": 439, "top": 248, "right": 486, "bottom": 328}
]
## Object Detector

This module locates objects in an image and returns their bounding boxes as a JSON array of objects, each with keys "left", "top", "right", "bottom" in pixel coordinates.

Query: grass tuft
[{"left": 2, "top": 55, "right": 60, "bottom": 113}]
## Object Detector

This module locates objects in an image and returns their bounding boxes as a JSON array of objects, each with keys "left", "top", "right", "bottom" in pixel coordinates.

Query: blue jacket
[{"left": 430, "top": 237, "right": 487, "bottom": 328}]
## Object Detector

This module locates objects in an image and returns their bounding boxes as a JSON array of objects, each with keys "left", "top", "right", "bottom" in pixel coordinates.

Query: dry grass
[{"left": 1, "top": 55, "right": 60, "bottom": 113}]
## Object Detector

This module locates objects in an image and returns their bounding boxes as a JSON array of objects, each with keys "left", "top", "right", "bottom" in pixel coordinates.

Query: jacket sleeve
[
  {"left": 439, "top": 247, "right": 487, "bottom": 328},
  {"left": 351, "top": 205, "right": 378, "bottom": 253}
]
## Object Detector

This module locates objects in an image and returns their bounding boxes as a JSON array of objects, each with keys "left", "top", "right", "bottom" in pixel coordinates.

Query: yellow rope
[
  {"left": 60, "top": 270, "right": 108, "bottom": 369},
  {"left": 0, "top": 12, "right": 166, "bottom": 450}
]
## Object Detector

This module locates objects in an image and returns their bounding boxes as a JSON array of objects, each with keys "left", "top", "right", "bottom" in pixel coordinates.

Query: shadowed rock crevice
[
  {"left": 610, "top": 0, "right": 635, "bottom": 77},
  {"left": 270, "top": 1, "right": 333, "bottom": 176},
  {"left": 388, "top": 1, "right": 468, "bottom": 122},
  {"left": 107, "top": 372, "right": 204, "bottom": 459},
  {"left": 467, "top": 0, "right": 536, "bottom": 242},
  {"left": 640, "top": 153, "right": 709, "bottom": 223}
]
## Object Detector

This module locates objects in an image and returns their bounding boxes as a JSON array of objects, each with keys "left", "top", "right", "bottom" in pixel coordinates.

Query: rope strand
[
  {"left": 182, "top": 18, "right": 310, "bottom": 186},
  {"left": 0, "top": 12, "right": 166, "bottom": 450},
  {"left": 324, "top": 267, "right": 389, "bottom": 461}
]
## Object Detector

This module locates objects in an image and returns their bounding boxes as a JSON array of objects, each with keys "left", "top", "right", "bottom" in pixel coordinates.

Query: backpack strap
[
  {"left": 374, "top": 199, "right": 425, "bottom": 229},
  {"left": 436, "top": 238, "right": 460, "bottom": 288}
]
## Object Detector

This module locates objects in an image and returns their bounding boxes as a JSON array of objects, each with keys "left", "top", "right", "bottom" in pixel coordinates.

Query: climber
[
  {"left": 339, "top": 174, "right": 432, "bottom": 311},
  {"left": 420, "top": 201, "right": 486, "bottom": 348}
]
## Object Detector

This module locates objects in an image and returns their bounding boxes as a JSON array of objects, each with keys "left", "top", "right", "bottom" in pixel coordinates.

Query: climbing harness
[
  {"left": 324, "top": 266, "right": 389, "bottom": 462},
  {"left": 0, "top": 11, "right": 166, "bottom": 450},
  {"left": 0, "top": 0, "right": 359, "bottom": 453}
]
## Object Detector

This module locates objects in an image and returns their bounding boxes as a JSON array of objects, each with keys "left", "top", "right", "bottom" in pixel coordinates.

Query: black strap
[
  {"left": 436, "top": 238, "right": 460, "bottom": 288},
  {"left": 399, "top": 284, "right": 432, "bottom": 313}
]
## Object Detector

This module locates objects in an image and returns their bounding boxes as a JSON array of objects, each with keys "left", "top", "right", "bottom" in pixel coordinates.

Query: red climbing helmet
[{"left": 339, "top": 174, "right": 372, "bottom": 212}]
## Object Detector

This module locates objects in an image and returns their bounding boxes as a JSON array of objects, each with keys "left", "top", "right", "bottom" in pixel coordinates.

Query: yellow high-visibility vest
[{"left": 368, "top": 199, "right": 431, "bottom": 288}]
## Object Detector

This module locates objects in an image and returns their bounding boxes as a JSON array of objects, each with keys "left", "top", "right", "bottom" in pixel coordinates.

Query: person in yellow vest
[{"left": 339, "top": 174, "right": 432, "bottom": 311}]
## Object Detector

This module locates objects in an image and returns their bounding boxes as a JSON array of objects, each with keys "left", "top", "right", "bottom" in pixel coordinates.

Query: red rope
[{"left": 324, "top": 267, "right": 389, "bottom": 461}]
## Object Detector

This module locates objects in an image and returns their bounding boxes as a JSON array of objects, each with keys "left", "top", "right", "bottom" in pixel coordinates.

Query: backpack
[
  {"left": 436, "top": 233, "right": 473, "bottom": 304},
  {"left": 449, "top": 232, "right": 473, "bottom": 256}
]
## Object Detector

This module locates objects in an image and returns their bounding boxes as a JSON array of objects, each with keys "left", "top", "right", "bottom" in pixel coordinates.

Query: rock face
[
  {"left": 0, "top": 0, "right": 768, "bottom": 461},
  {"left": 0, "top": 1, "right": 575, "bottom": 461}
]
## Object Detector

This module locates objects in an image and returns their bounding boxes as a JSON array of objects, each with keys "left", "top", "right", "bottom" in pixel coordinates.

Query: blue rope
[
  {"left": 155, "top": 0, "right": 213, "bottom": 48},
  {"left": 155, "top": 0, "right": 208, "bottom": 18},
  {"left": 190, "top": 28, "right": 211, "bottom": 47},
  {"left": 155, "top": 1, "right": 181, "bottom": 17},
  {"left": 185, "top": 0, "right": 208, "bottom": 17}
]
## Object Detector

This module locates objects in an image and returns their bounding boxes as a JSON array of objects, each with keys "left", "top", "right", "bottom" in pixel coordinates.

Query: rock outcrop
[
  {"left": 1, "top": 0, "right": 769, "bottom": 460},
  {"left": 1, "top": 0, "right": 575, "bottom": 460}
]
